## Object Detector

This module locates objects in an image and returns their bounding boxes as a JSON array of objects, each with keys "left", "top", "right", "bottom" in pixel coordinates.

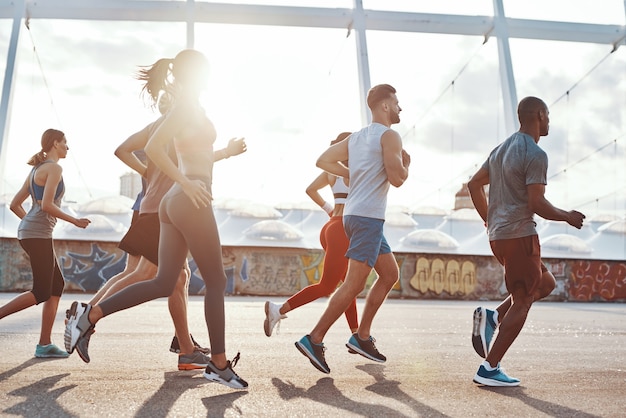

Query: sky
[{"left": 0, "top": 0, "right": 625, "bottom": 220}]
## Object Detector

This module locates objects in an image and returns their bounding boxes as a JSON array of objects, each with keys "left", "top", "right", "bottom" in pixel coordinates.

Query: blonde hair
[{"left": 27, "top": 129, "right": 65, "bottom": 166}]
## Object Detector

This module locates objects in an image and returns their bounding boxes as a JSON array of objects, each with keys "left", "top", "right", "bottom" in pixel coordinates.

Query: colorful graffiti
[
  {"left": 569, "top": 260, "right": 626, "bottom": 301},
  {"left": 408, "top": 257, "right": 477, "bottom": 296},
  {"left": 1, "top": 238, "right": 625, "bottom": 302}
]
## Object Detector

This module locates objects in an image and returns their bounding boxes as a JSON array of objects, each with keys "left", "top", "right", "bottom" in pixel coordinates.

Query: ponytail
[
  {"left": 27, "top": 128, "right": 65, "bottom": 166},
  {"left": 136, "top": 58, "right": 174, "bottom": 107},
  {"left": 27, "top": 150, "right": 47, "bottom": 166}
]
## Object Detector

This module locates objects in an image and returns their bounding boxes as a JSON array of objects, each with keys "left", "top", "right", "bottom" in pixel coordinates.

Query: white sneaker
[{"left": 264, "top": 301, "right": 287, "bottom": 337}]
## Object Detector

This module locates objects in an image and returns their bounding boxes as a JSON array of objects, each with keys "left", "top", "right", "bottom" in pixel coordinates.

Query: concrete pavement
[{"left": 0, "top": 294, "right": 625, "bottom": 417}]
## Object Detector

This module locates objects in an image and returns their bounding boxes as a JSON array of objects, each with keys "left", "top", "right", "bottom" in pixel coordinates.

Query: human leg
[
  {"left": 357, "top": 252, "right": 398, "bottom": 339},
  {"left": 64, "top": 220, "right": 190, "bottom": 359},
  {"left": 309, "top": 258, "right": 371, "bottom": 344},
  {"left": 90, "top": 253, "right": 141, "bottom": 305},
  {"left": 162, "top": 188, "right": 246, "bottom": 388},
  {"left": 168, "top": 265, "right": 195, "bottom": 355},
  {"left": 266, "top": 217, "right": 354, "bottom": 336},
  {"left": 473, "top": 236, "right": 542, "bottom": 386}
]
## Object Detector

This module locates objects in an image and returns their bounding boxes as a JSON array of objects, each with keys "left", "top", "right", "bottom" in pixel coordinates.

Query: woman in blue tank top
[{"left": 3, "top": 129, "right": 91, "bottom": 358}]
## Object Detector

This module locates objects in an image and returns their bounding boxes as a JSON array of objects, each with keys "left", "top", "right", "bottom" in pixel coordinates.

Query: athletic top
[
  {"left": 344, "top": 123, "right": 390, "bottom": 220},
  {"left": 18, "top": 161, "right": 65, "bottom": 239},
  {"left": 482, "top": 131, "right": 548, "bottom": 241},
  {"left": 331, "top": 176, "right": 349, "bottom": 205},
  {"left": 139, "top": 118, "right": 177, "bottom": 214}
]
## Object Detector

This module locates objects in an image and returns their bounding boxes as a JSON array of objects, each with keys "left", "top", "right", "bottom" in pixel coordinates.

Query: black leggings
[
  {"left": 19, "top": 238, "right": 64, "bottom": 304},
  {"left": 99, "top": 180, "right": 227, "bottom": 354}
]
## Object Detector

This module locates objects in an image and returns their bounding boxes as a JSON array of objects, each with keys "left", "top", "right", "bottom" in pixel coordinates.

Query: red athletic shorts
[{"left": 490, "top": 234, "right": 547, "bottom": 295}]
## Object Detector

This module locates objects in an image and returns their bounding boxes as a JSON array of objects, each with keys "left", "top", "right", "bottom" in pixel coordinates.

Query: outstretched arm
[
  {"left": 39, "top": 164, "right": 90, "bottom": 228},
  {"left": 215, "top": 137, "right": 247, "bottom": 162},
  {"left": 527, "top": 184, "right": 585, "bottom": 228}
]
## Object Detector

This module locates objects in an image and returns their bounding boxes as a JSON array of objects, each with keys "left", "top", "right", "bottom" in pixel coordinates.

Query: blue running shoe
[
  {"left": 295, "top": 335, "right": 330, "bottom": 374},
  {"left": 346, "top": 333, "right": 386, "bottom": 363},
  {"left": 473, "top": 363, "right": 520, "bottom": 387},
  {"left": 35, "top": 344, "right": 69, "bottom": 358},
  {"left": 472, "top": 307, "right": 497, "bottom": 358}
]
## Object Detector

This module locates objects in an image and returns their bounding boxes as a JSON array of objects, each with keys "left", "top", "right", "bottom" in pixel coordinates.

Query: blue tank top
[
  {"left": 17, "top": 161, "right": 65, "bottom": 239},
  {"left": 331, "top": 176, "right": 349, "bottom": 205}
]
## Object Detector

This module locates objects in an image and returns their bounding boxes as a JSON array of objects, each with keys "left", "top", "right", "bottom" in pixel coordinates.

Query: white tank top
[
  {"left": 344, "top": 123, "right": 390, "bottom": 220},
  {"left": 331, "top": 176, "right": 349, "bottom": 205}
]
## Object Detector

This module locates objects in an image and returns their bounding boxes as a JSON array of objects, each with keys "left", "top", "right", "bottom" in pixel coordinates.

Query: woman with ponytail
[
  {"left": 4, "top": 129, "right": 91, "bottom": 358},
  {"left": 65, "top": 49, "right": 248, "bottom": 389}
]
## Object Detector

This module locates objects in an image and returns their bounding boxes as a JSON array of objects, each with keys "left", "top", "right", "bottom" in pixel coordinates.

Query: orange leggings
[{"left": 286, "top": 216, "right": 358, "bottom": 330}]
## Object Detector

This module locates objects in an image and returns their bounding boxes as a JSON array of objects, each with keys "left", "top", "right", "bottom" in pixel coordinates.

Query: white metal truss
[{"left": 0, "top": 0, "right": 625, "bottom": 182}]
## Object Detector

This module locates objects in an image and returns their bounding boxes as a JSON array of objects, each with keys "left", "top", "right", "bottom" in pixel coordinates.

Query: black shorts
[{"left": 118, "top": 212, "right": 160, "bottom": 266}]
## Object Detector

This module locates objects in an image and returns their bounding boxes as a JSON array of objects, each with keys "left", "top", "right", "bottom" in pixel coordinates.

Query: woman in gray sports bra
[
  {"left": 64, "top": 49, "right": 249, "bottom": 390},
  {"left": 2, "top": 129, "right": 90, "bottom": 358}
]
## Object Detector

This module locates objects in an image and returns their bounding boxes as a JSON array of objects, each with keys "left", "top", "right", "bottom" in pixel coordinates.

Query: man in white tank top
[{"left": 295, "top": 84, "right": 411, "bottom": 373}]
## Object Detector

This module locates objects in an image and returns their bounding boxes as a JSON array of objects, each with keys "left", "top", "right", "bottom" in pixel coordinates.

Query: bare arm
[
  {"left": 316, "top": 139, "right": 350, "bottom": 178},
  {"left": 381, "top": 130, "right": 410, "bottom": 187},
  {"left": 9, "top": 177, "right": 30, "bottom": 219},
  {"left": 306, "top": 172, "right": 333, "bottom": 215},
  {"left": 144, "top": 106, "right": 212, "bottom": 209},
  {"left": 467, "top": 166, "right": 490, "bottom": 224},
  {"left": 215, "top": 137, "right": 247, "bottom": 162},
  {"left": 114, "top": 125, "right": 151, "bottom": 177},
  {"left": 40, "top": 164, "right": 90, "bottom": 228},
  {"left": 527, "top": 183, "right": 585, "bottom": 228}
]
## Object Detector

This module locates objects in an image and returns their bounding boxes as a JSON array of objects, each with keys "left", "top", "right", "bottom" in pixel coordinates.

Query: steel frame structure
[{"left": 0, "top": 0, "right": 624, "bottom": 182}]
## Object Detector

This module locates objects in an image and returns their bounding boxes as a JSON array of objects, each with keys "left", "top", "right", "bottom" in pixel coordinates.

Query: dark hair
[
  {"left": 330, "top": 132, "right": 351, "bottom": 146},
  {"left": 136, "top": 49, "right": 209, "bottom": 107},
  {"left": 517, "top": 96, "right": 547, "bottom": 122},
  {"left": 27, "top": 128, "right": 65, "bottom": 166},
  {"left": 366, "top": 84, "right": 396, "bottom": 110}
]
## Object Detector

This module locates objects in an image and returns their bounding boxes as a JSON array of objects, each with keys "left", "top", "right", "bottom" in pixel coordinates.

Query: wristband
[{"left": 321, "top": 202, "right": 333, "bottom": 215}]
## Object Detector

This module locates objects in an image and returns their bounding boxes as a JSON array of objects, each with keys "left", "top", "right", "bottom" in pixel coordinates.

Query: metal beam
[
  {"left": 492, "top": 0, "right": 518, "bottom": 134},
  {"left": 0, "top": 1, "right": 622, "bottom": 47},
  {"left": 0, "top": 0, "right": 25, "bottom": 195},
  {"left": 353, "top": 0, "right": 371, "bottom": 126}
]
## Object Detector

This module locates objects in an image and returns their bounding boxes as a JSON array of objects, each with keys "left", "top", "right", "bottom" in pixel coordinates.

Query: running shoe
[
  {"left": 295, "top": 335, "right": 330, "bottom": 374},
  {"left": 473, "top": 363, "right": 520, "bottom": 387},
  {"left": 34, "top": 344, "right": 69, "bottom": 358},
  {"left": 472, "top": 307, "right": 497, "bottom": 358},
  {"left": 203, "top": 352, "right": 248, "bottom": 389},
  {"left": 178, "top": 350, "right": 211, "bottom": 371},
  {"left": 346, "top": 333, "right": 386, "bottom": 363},
  {"left": 264, "top": 301, "right": 287, "bottom": 337},
  {"left": 170, "top": 334, "right": 211, "bottom": 354},
  {"left": 75, "top": 327, "right": 95, "bottom": 363},
  {"left": 64, "top": 301, "right": 93, "bottom": 354}
]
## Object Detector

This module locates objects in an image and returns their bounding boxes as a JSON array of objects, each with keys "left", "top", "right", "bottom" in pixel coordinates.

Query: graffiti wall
[{"left": 1, "top": 238, "right": 625, "bottom": 302}]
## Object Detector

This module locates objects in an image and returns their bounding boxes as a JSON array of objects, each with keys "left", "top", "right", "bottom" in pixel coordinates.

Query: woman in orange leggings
[{"left": 264, "top": 132, "right": 358, "bottom": 337}]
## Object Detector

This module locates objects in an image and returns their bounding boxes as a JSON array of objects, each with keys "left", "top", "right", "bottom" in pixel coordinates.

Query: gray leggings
[{"left": 99, "top": 179, "right": 227, "bottom": 354}]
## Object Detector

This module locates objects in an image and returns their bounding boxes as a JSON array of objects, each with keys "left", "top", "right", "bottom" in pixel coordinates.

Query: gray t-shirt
[{"left": 483, "top": 132, "right": 548, "bottom": 241}]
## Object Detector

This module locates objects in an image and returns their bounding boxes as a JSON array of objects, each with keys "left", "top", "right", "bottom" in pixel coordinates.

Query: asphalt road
[{"left": 0, "top": 294, "right": 625, "bottom": 417}]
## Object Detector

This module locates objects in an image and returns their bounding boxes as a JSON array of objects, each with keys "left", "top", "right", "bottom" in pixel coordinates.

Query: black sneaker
[
  {"left": 346, "top": 333, "right": 386, "bottom": 363},
  {"left": 170, "top": 334, "right": 210, "bottom": 354},
  {"left": 203, "top": 352, "right": 248, "bottom": 389}
]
